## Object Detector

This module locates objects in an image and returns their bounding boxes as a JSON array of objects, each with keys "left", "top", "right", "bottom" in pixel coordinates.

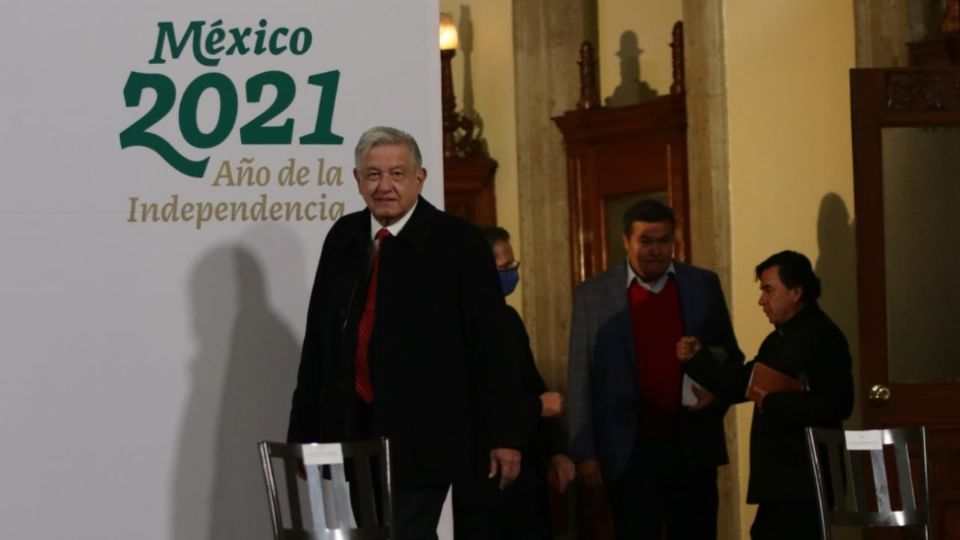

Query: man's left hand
[
  {"left": 488, "top": 448, "right": 522, "bottom": 490},
  {"left": 549, "top": 454, "right": 576, "bottom": 494}
]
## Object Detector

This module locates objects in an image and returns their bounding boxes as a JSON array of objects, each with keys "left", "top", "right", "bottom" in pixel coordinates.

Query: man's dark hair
[
  {"left": 755, "top": 250, "right": 821, "bottom": 303},
  {"left": 622, "top": 199, "right": 675, "bottom": 235},
  {"left": 479, "top": 225, "right": 510, "bottom": 249}
]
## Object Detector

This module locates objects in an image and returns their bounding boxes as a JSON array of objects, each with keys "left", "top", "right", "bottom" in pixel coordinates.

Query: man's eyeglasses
[{"left": 498, "top": 260, "right": 520, "bottom": 272}]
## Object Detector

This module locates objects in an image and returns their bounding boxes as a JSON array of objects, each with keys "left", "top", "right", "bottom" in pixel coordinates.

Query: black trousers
[
  {"left": 607, "top": 437, "right": 718, "bottom": 540},
  {"left": 390, "top": 483, "right": 450, "bottom": 540},
  {"left": 750, "top": 501, "right": 820, "bottom": 540},
  {"left": 353, "top": 400, "right": 450, "bottom": 540},
  {"left": 452, "top": 469, "right": 552, "bottom": 540}
]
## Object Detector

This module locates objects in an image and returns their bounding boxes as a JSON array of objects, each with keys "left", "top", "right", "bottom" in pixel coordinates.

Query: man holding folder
[{"left": 678, "top": 250, "right": 854, "bottom": 540}]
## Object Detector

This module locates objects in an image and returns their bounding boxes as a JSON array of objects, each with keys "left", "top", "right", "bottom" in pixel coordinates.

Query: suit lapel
[
  {"left": 675, "top": 262, "right": 712, "bottom": 336},
  {"left": 602, "top": 265, "right": 636, "bottom": 375},
  {"left": 602, "top": 264, "right": 628, "bottom": 311},
  {"left": 393, "top": 196, "right": 434, "bottom": 253},
  {"left": 675, "top": 263, "right": 694, "bottom": 333},
  {"left": 338, "top": 212, "right": 373, "bottom": 376}
]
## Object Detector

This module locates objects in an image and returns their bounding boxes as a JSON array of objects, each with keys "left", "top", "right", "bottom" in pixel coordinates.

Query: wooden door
[
  {"left": 852, "top": 67, "right": 960, "bottom": 540},
  {"left": 554, "top": 94, "right": 690, "bottom": 286}
]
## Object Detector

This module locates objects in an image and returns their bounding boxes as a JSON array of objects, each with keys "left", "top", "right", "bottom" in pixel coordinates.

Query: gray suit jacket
[{"left": 566, "top": 261, "right": 743, "bottom": 478}]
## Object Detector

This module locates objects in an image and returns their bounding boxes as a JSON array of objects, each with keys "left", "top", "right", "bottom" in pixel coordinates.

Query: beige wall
[
  {"left": 724, "top": 1, "right": 857, "bottom": 534},
  {"left": 438, "top": 1, "right": 524, "bottom": 314},
  {"left": 597, "top": 0, "right": 683, "bottom": 100}
]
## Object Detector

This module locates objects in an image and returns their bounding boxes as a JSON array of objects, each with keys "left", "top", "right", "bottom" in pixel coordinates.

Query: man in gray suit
[{"left": 567, "top": 200, "right": 743, "bottom": 540}]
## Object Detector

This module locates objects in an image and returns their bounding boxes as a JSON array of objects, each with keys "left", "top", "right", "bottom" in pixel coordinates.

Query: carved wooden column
[
  {"left": 576, "top": 42, "right": 601, "bottom": 111},
  {"left": 670, "top": 21, "right": 686, "bottom": 96},
  {"left": 908, "top": 0, "right": 960, "bottom": 67}
]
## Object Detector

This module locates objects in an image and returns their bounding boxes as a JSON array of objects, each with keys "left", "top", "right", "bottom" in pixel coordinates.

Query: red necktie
[{"left": 355, "top": 228, "right": 391, "bottom": 404}]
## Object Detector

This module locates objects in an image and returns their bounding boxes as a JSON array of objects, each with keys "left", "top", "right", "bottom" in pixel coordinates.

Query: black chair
[
  {"left": 805, "top": 426, "right": 931, "bottom": 539},
  {"left": 258, "top": 438, "right": 394, "bottom": 539}
]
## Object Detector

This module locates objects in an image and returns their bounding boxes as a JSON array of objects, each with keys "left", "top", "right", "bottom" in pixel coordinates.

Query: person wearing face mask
[{"left": 452, "top": 225, "right": 576, "bottom": 540}]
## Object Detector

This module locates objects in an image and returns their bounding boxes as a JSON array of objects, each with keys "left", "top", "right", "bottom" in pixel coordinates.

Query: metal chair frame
[
  {"left": 805, "top": 426, "right": 931, "bottom": 540},
  {"left": 258, "top": 438, "right": 394, "bottom": 540}
]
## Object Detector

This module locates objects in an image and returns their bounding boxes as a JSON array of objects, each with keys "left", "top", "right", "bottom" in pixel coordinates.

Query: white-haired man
[{"left": 288, "top": 126, "right": 527, "bottom": 540}]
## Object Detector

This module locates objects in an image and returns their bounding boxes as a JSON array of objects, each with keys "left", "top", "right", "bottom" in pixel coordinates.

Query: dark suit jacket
[
  {"left": 454, "top": 305, "right": 567, "bottom": 508},
  {"left": 570, "top": 262, "right": 743, "bottom": 480},
  {"left": 684, "top": 304, "right": 854, "bottom": 503},
  {"left": 287, "top": 198, "right": 527, "bottom": 487}
]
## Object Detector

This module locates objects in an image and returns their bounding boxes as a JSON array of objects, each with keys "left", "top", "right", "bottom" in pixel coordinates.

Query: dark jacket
[
  {"left": 684, "top": 303, "right": 854, "bottom": 502},
  {"left": 454, "top": 305, "right": 567, "bottom": 507},
  {"left": 504, "top": 305, "right": 566, "bottom": 472},
  {"left": 287, "top": 198, "right": 527, "bottom": 487}
]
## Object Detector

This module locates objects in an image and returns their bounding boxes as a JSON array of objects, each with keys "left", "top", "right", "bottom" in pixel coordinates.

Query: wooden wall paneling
[
  {"left": 554, "top": 93, "right": 689, "bottom": 285},
  {"left": 442, "top": 154, "right": 498, "bottom": 225}
]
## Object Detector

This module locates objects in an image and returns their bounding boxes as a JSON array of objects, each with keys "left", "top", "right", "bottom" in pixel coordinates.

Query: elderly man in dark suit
[
  {"left": 567, "top": 199, "right": 743, "bottom": 539},
  {"left": 287, "top": 126, "right": 527, "bottom": 540}
]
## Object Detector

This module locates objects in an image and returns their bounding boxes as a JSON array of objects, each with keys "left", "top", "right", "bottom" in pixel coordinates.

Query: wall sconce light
[
  {"left": 437, "top": 12, "right": 498, "bottom": 225},
  {"left": 439, "top": 13, "right": 460, "bottom": 158},
  {"left": 439, "top": 13, "right": 459, "bottom": 51},
  {"left": 439, "top": 13, "right": 484, "bottom": 158}
]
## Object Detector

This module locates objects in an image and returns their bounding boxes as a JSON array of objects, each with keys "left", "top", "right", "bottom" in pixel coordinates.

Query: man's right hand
[
  {"left": 576, "top": 458, "right": 604, "bottom": 490},
  {"left": 676, "top": 336, "right": 702, "bottom": 363},
  {"left": 539, "top": 391, "right": 564, "bottom": 418},
  {"left": 489, "top": 448, "right": 522, "bottom": 490}
]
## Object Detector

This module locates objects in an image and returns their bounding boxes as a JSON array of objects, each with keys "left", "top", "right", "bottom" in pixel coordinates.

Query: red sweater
[{"left": 629, "top": 276, "right": 683, "bottom": 438}]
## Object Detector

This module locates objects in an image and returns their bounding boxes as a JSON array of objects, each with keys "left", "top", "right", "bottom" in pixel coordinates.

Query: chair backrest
[
  {"left": 258, "top": 438, "right": 394, "bottom": 540},
  {"left": 805, "top": 426, "right": 931, "bottom": 540}
]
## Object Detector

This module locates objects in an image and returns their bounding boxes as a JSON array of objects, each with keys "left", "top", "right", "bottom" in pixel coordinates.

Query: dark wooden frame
[
  {"left": 443, "top": 154, "right": 498, "bottom": 225},
  {"left": 553, "top": 96, "right": 689, "bottom": 285},
  {"left": 851, "top": 67, "right": 960, "bottom": 427},
  {"left": 851, "top": 67, "right": 960, "bottom": 540}
]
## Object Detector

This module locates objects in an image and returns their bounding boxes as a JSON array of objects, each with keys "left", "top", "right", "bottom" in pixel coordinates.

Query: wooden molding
[{"left": 442, "top": 154, "right": 498, "bottom": 225}]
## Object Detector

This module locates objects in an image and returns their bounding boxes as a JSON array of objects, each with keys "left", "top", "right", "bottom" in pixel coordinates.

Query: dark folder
[{"left": 746, "top": 362, "right": 804, "bottom": 404}]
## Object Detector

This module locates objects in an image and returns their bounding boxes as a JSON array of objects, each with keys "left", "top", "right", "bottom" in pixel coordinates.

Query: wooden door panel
[
  {"left": 852, "top": 67, "right": 960, "bottom": 540},
  {"left": 594, "top": 137, "right": 674, "bottom": 195},
  {"left": 555, "top": 95, "right": 689, "bottom": 285}
]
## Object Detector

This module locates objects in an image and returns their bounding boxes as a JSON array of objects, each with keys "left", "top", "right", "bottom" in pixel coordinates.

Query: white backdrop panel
[{"left": 0, "top": 1, "right": 443, "bottom": 539}]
